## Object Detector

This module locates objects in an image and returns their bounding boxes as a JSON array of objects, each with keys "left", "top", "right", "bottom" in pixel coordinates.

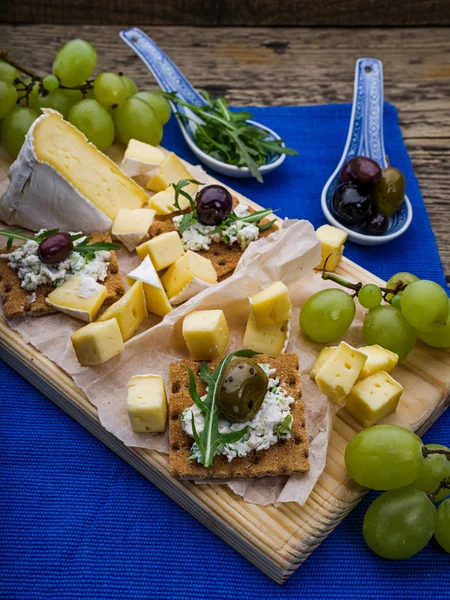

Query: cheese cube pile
[
  {"left": 71, "top": 318, "right": 124, "bottom": 366},
  {"left": 146, "top": 152, "right": 198, "bottom": 196},
  {"left": 126, "top": 256, "right": 172, "bottom": 318},
  {"left": 111, "top": 208, "right": 156, "bottom": 252},
  {"left": 182, "top": 310, "right": 230, "bottom": 360},
  {"left": 315, "top": 224, "right": 348, "bottom": 272},
  {"left": 127, "top": 374, "right": 167, "bottom": 433},
  {"left": 121, "top": 139, "right": 165, "bottom": 177},
  {"left": 345, "top": 371, "right": 403, "bottom": 428},
  {"left": 136, "top": 231, "right": 185, "bottom": 271},
  {"left": 98, "top": 280, "right": 148, "bottom": 342},
  {"left": 46, "top": 276, "right": 107, "bottom": 323},
  {"left": 161, "top": 250, "right": 217, "bottom": 304},
  {"left": 315, "top": 342, "right": 367, "bottom": 405}
]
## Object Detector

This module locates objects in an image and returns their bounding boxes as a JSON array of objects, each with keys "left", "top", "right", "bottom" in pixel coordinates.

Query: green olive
[
  {"left": 373, "top": 167, "right": 405, "bottom": 216},
  {"left": 217, "top": 358, "right": 268, "bottom": 422}
]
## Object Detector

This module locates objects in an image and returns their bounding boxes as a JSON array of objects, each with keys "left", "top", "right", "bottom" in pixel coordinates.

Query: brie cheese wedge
[
  {"left": 112, "top": 208, "right": 156, "bottom": 252},
  {"left": 120, "top": 139, "right": 165, "bottom": 177},
  {"left": 168, "top": 277, "right": 213, "bottom": 305},
  {"left": 126, "top": 256, "right": 172, "bottom": 317},
  {"left": 0, "top": 110, "right": 148, "bottom": 233}
]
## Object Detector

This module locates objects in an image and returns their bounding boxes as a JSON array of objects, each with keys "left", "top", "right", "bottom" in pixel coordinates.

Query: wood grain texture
[
  {"left": 4, "top": 0, "right": 450, "bottom": 26},
  {"left": 1, "top": 25, "right": 450, "bottom": 277}
]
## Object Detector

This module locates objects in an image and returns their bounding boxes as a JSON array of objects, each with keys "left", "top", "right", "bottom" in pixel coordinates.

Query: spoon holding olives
[{"left": 321, "top": 58, "right": 412, "bottom": 246}]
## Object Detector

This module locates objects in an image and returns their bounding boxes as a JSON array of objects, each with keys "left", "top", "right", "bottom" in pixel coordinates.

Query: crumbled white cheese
[
  {"left": 1, "top": 231, "right": 110, "bottom": 291},
  {"left": 28, "top": 292, "right": 36, "bottom": 304},
  {"left": 173, "top": 203, "right": 260, "bottom": 252},
  {"left": 77, "top": 276, "right": 103, "bottom": 298},
  {"left": 181, "top": 362, "right": 294, "bottom": 463}
]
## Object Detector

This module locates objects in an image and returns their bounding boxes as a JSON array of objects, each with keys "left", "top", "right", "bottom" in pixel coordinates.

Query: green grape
[
  {"left": 434, "top": 499, "right": 450, "bottom": 553},
  {"left": 411, "top": 444, "right": 450, "bottom": 501},
  {"left": 43, "top": 75, "right": 60, "bottom": 92},
  {"left": 417, "top": 301, "right": 450, "bottom": 348},
  {"left": 299, "top": 288, "right": 355, "bottom": 344},
  {"left": 391, "top": 294, "right": 402, "bottom": 309},
  {"left": 358, "top": 284, "right": 382, "bottom": 309},
  {"left": 0, "top": 81, "right": 18, "bottom": 119},
  {"left": 114, "top": 97, "right": 163, "bottom": 146},
  {"left": 134, "top": 90, "right": 171, "bottom": 125},
  {"left": 363, "top": 305, "right": 416, "bottom": 360},
  {"left": 94, "top": 72, "right": 127, "bottom": 109},
  {"left": 27, "top": 83, "right": 42, "bottom": 112},
  {"left": 62, "top": 88, "right": 84, "bottom": 104},
  {"left": 53, "top": 39, "right": 97, "bottom": 88},
  {"left": 363, "top": 488, "right": 436, "bottom": 559},
  {"left": 385, "top": 271, "right": 419, "bottom": 302},
  {"left": 121, "top": 75, "right": 138, "bottom": 98},
  {"left": 1, "top": 106, "right": 38, "bottom": 158},
  {"left": 0, "top": 60, "right": 20, "bottom": 85},
  {"left": 37, "top": 89, "right": 73, "bottom": 118},
  {"left": 345, "top": 425, "right": 424, "bottom": 490},
  {"left": 401, "top": 280, "right": 449, "bottom": 333},
  {"left": 68, "top": 99, "right": 115, "bottom": 151}
]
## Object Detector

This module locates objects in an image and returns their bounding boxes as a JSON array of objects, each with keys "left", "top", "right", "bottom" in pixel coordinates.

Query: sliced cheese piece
[
  {"left": 126, "top": 256, "right": 172, "bottom": 317},
  {"left": 71, "top": 318, "right": 124, "bottom": 366},
  {"left": 112, "top": 208, "right": 156, "bottom": 252},
  {"left": 345, "top": 370, "right": 403, "bottom": 428},
  {"left": 127, "top": 374, "right": 167, "bottom": 433},
  {"left": 146, "top": 152, "right": 198, "bottom": 194},
  {"left": 46, "top": 275, "right": 107, "bottom": 322},
  {"left": 315, "top": 341, "right": 367, "bottom": 405},
  {"left": 358, "top": 345, "right": 399, "bottom": 380},
  {"left": 315, "top": 224, "right": 348, "bottom": 271},
  {"left": 120, "top": 139, "right": 165, "bottom": 177},
  {"left": 148, "top": 186, "right": 191, "bottom": 215},
  {"left": 136, "top": 231, "right": 184, "bottom": 271},
  {"left": 242, "top": 316, "right": 290, "bottom": 358},
  {"left": 161, "top": 250, "right": 217, "bottom": 304},
  {"left": 182, "top": 309, "right": 230, "bottom": 360},
  {"left": 310, "top": 346, "right": 337, "bottom": 380},
  {"left": 98, "top": 280, "right": 148, "bottom": 342},
  {"left": 249, "top": 281, "right": 292, "bottom": 328},
  {"left": 0, "top": 110, "right": 148, "bottom": 233}
]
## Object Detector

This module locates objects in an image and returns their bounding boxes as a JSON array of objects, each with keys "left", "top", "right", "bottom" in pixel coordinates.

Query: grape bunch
[
  {"left": 300, "top": 269, "right": 450, "bottom": 359},
  {"left": 0, "top": 39, "right": 171, "bottom": 159},
  {"left": 345, "top": 424, "right": 450, "bottom": 559}
]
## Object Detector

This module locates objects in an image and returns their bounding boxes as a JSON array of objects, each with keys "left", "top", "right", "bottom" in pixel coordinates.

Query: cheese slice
[
  {"left": 242, "top": 317, "right": 290, "bottom": 358},
  {"left": 182, "top": 309, "right": 230, "bottom": 360},
  {"left": 126, "top": 256, "right": 172, "bottom": 317},
  {"left": 46, "top": 275, "right": 107, "bottom": 322},
  {"left": 161, "top": 250, "right": 217, "bottom": 304},
  {"left": 71, "top": 318, "right": 124, "bottom": 366},
  {"left": 127, "top": 374, "right": 167, "bottom": 433},
  {"left": 98, "top": 280, "right": 148, "bottom": 341},
  {"left": 249, "top": 281, "right": 292, "bottom": 328},
  {"left": 0, "top": 110, "right": 148, "bottom": 233},
  {"left": 146, "top": 152, "right": 198, "bottom": 194},
  {"left": 120, "top": 139, "right": 165, "bottom": 177},
  {"left": 148, "top": 186, "right": 191, "bottom": 215},
  {"left": 136, "top": 231, "right": 185, "bottom": 271},
  {"left": 112, "top": 208, "right": 156, "bottom": 252},
  {"left": 315, "top": 224, "right": 348, "bottom": 272}
]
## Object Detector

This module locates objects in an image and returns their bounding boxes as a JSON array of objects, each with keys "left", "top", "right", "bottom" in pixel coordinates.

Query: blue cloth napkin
[{"left": 1, "top": 104, "right": 449, "bottom": 600}]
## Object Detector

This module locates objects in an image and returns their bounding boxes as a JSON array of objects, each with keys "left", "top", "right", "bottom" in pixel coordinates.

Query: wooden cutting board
[{"left": 0, "top": 150, "right": 449, "bottom": 584}]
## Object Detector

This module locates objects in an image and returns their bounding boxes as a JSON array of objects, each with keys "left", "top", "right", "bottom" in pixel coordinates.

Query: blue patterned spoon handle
[
  {"left": 120, "top": 27, "right": 206, "bottom": 112},
  {"left": 346, "top": 58, "right": 388, "bottom": 169}
]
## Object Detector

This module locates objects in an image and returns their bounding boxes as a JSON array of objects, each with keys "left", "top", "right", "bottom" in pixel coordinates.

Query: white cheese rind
[
  {"left": 168, "top": 277, "right": 212, "bottom": 305},
  {"left": 127, "top": 256, "right": 162, "bottom": 289}
]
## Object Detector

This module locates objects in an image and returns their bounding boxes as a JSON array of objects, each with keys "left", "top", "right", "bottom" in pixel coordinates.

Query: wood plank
[{"left": 4, "top": 0, "right": 450, "bottom": 26}]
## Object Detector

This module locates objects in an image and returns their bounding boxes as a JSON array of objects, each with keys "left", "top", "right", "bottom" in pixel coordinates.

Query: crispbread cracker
[
  {"left": 149, "top": 198, "right": 278, "bottom": 279},
  {"left": 169, "top": 353, "right": 309, "bottom": 479},
  {"left": 0, "top": 232, "right": 124, "bottom": 319}
]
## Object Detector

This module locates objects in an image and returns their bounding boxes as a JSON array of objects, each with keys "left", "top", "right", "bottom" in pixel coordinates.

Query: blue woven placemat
[{"left": 1, "top": 103, "right": 449, "bottom": 600}]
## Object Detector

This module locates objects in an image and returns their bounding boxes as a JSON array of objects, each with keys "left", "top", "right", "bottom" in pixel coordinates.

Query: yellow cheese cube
[
  {"left": 345, "top": 370, "right": 403, "bottom": 428},
  {"left": 126, "top": 256, "right": 172, "bottom": 318},
  {"left": 127, "top": 374, "right": 167, "bottom": 433},
  {"left": 315, "top": 341, "right": 367, "bottom": 405},
  {"left": 161, "top": 250, "right": 217, "bottom": 303},
  {"left": 111, "top": 208, "right": 156, "bottom": 252},
  {"left": 98, "top": 280, "right": 148, "bottom": 342},
  {"left": 46, "top": 276, "right": 107, "bottom": 323},
  {"left": 146, "top": 152, "right": 198, "bottom": 194},
  {"left": 148, "top": 186, "right": 191, "bottom": 215},
  {"left": 71, "top": 318, "right": 124, "bottom": 366},
  {"left": 121, "top": 139, "right": 165, "bottom": 177},
  {"left": 182, "top": 310, "right": 230, "bottom": 360},
  {"left": 242, "top": 316, "right": 290, "bottom": 358},
  {"left": 249, "top": 281, "right": 292, "bottom": 328},
  {"left": 136, "top": 231, "right": 184, "bottom": 270},
  {"left": 310, "top": 346, "right": 337, "bottom": 380},
  {"left": 358, "top": 345, "right": 399, "bottom": 380},
  {"left": 315, "top": 224, "right": 348, "bottom": 271}
]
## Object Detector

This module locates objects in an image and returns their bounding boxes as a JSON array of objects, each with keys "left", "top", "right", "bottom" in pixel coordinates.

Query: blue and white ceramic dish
[
  {"left": 120, "top": 28, "right": 286, "bottom": 179},
  {"left": 321, "top": 58, "right": 413, "bottom": 246}
]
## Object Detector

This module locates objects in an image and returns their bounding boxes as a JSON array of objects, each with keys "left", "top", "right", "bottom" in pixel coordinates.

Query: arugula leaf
[
  {"left": 185, "top": 349, "right": 258, "bottom": 467},
  {"left": 74, "top": 241, "right": 121, "bottom": 255},
  {"left": 172, "top": 178, "right": 203, "bottom": 212}
]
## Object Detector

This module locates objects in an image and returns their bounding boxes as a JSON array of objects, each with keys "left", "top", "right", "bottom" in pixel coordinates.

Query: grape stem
[
  {"left": 427, "top": 476, "right": 450, "bottom": 503},
  {"left": 0, "top": 50, "right": 40, "bottom": 80}
]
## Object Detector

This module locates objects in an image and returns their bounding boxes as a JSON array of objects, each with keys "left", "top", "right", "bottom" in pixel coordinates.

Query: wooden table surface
[{"left": 2, "top": 25, "right": 450, "bottom": 279}]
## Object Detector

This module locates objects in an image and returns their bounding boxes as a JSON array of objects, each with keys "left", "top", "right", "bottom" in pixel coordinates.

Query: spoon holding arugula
[{"left": 120, "top": 28, "right": 298, "bottom": 182}]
